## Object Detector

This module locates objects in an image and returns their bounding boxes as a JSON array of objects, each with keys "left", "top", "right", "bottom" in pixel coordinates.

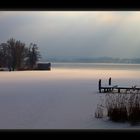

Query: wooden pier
[{"left": 98, "top": 78, "right": 140, "bottom": 93}]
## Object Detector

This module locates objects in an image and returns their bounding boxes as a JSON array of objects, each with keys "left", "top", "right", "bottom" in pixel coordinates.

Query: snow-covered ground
[{"left": 0, "top": 68, "right": 140, "bottom": 129}]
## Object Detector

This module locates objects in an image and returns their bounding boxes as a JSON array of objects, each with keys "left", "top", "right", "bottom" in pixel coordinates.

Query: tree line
[{"left": 0, "top": 38, "right": 41, "bottom": 71}]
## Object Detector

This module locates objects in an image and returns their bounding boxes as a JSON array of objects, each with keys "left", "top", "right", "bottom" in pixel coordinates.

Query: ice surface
[{"left": 0, "top": 68, "right": 140, "bottom": 129}]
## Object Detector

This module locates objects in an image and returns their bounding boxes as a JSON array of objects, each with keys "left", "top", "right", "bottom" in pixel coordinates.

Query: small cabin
[{"left": 36, "top": 62, "right": 51, "bottom": 70}]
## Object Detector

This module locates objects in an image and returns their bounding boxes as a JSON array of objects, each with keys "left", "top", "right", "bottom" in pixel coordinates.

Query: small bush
[
  {"left": 107, "top": 107, "right": 128, "bottom": 122},
  {"left": 128, "top": 106, "right": 140, "bottom": 125},
  {"left": 95, "top": 105, "right": 104, "bottom": 118},
  {"left": 95, "top": 91, "right": 140, "bottom": 125},
  {"left": 127, "top": 93, "right": 140, "bottom": 124}
]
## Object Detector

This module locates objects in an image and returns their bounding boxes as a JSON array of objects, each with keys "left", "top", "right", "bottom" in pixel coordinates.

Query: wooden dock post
[
  {"left": 118, "top": 88, "right": 120, "bottom": 93},
  {"left": 99, "top": 79, "right": 101, "bottom": 93},
  {"left": 109, "top": 77, "right": 111, "bottom": 85}
]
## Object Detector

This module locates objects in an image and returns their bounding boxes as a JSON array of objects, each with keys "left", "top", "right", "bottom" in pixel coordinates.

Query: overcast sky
[{"left": 0, "top": 11, "right": 140, "bottom": 60}]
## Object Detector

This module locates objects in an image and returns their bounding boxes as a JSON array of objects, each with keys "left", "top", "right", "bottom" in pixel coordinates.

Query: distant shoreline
[
  {"left": 44, "top": 57, "right": 140, "bottom": 64},
  {"left": 48, "top": 61, "right": 140, "bottom": 65}
]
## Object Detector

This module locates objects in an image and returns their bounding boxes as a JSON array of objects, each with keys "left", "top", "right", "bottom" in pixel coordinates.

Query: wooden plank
[{"left": 99, "top": 86, "right": 140, "bottom": 93}]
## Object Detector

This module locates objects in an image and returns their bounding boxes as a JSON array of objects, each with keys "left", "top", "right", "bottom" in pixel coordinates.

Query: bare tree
[
  {"left": 6, "top": 38, "right": 28, "bottom": 71},
  {"left": 0, "top": 38, "right": 41, "bottom": 71},
  {"left": 26, "top": 43, "right": 41, "bottom": 69},
  {"left": 6, "top": 38, "right": 29, "bottom": 71},
  {"left": 15, "top": 40, "right": 27, "bottom": 70},
  {"left": 0, "top": 43, "right": 9, "bottom": 68}
]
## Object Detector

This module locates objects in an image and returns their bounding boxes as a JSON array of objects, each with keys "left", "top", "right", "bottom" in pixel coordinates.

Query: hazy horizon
[{"left": 1, "top": 11, "right": 140, "bottom": 60}]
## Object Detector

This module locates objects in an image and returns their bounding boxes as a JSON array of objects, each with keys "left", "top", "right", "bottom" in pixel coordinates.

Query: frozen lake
[{"left": 0, "top": 63, "right": 140, "bottom": 129}]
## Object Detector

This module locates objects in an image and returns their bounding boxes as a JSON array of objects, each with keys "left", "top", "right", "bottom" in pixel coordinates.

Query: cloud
[{"left": 0, "top": 11, "right": 140, "bottom": 59}]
